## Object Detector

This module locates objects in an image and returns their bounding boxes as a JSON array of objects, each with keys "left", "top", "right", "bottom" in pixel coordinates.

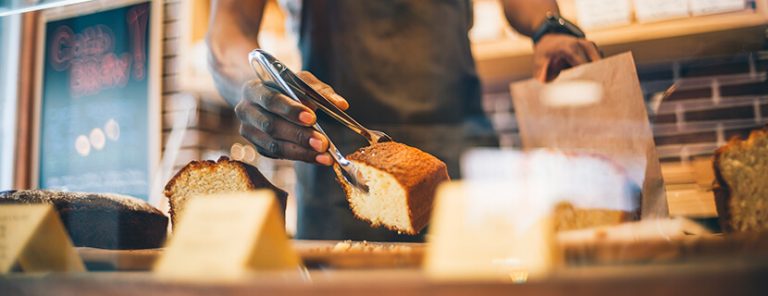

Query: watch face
[{"left": 534, "top": 14, "right": 585, "bottom": 43}]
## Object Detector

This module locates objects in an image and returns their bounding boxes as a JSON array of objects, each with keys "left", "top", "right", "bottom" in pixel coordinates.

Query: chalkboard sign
[{"left": 34, "top": 0, "right": 160, "bottom": 201}]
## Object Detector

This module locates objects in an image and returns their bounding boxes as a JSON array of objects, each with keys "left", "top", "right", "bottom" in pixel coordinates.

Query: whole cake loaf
[
  {"left": 164, "top": 156, "right": 288, "bottom": 226},
  {"left": 713, "top": 127, "right": 768, "bottom": 232},
  {"left": 0, "top": 190, "right": 168, "bottom": 249},
  {"left": 334, "top": 142, "right": 450, "bottom": 235}
]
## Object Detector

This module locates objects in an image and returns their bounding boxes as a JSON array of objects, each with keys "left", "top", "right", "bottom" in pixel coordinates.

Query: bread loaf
[
  {"left": 334, "top": 142, "right": 450, "bottom": 235},
  {"left": 553, "top": 202, "right": 635, "bottom": 232},
  {"left": 713, "top": 127, "right": 768, "bottom": 232},
  {"left": 0, "top": 190, "right": 167, "bottom": 249},
  {"left": 164, "top": 156, "right": 288, "bottom": 226}
]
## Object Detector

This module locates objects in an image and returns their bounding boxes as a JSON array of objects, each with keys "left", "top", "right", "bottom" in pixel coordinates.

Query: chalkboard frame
[{"left": 31, "top": 0, "right": 163, "bottom": 201}]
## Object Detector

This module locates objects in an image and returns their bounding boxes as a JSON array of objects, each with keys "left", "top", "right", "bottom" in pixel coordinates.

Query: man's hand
[
  {"left": 532, "top": 34, "right": 601, "bottom": 82},
  {"left": 235, "top": 71, "right": 349, "bottom": 166}
]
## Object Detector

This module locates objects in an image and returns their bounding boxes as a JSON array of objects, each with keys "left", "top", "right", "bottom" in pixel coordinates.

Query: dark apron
[{"left": 290, "top": 0, "right": 498, "bottom": 241}]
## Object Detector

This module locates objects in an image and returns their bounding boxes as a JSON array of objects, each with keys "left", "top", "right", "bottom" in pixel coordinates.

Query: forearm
[
  {"left": 501, "top": 0, "right": 559, "bottom": 37},
  {"left": 207, "top": 0, "right": 267, "bottom": 106}
]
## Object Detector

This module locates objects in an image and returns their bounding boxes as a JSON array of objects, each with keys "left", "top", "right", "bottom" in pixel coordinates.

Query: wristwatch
[{"left": 531, "top": 12, "right": 585, "bottom": 44}]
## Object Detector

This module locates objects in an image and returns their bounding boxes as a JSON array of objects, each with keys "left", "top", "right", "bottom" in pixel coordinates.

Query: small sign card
[
  {"left": 424, "top": 182, "right": 561, "bottom": 282},
  {"left": 0, "top": 204, "right": 85, "bottom": 273},
  {"left": 153, "top": 191, "right": 301, "bottom": 281}
]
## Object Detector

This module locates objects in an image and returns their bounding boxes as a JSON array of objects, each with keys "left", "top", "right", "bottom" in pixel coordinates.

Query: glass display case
[{"left": 1, "top": 0, "right": 767, "bottom": 295}]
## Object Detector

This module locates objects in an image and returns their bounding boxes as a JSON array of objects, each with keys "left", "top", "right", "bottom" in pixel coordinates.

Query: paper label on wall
[
  {"left": 690, "top": 0, "right": 746, "bottom": 16},
  {"left": 424, "top": 182, "right": 561, "bottom": 282},
  {"left": 634, "top": 0, "right": 690, "bottom": 22},
  {"left": 154, "top": 191, "right": 301, "bottom": 281},
  {"left": 574, "top": 0, "right": 633, "bottom": 29},
  {"left": 0, "top": 204, "right": 85, "bottom": 273}
]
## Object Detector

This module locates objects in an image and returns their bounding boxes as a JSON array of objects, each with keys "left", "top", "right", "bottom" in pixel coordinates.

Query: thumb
[{"left": 534, "top": 58, "right": 550, "bottom": 82}]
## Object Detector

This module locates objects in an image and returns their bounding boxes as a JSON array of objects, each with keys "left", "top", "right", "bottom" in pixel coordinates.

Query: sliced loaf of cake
[
  {"left": 334, "top": 142, "right": 450, "bottom": 235},
  {"left": 713, "top": 127, "right": 768, "bottom": 232},
  {"left": 164, "top": 156, "right": 288, "bottom": 226}
]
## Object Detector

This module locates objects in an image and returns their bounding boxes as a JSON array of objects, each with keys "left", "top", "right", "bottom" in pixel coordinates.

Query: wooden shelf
[{"left": 475, "top": 4, "right": 768, "bottom": 86}]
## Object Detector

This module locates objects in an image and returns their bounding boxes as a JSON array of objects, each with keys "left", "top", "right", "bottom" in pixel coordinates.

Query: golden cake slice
[
  {"left": 334, "top": 142, "right": 450, "bottom": 235},
  {"left": 164, "top": 156, "right": 288, "bottom": 226},
  {"left": 713, "top": 127, "right": 768, "bottom": 232}
]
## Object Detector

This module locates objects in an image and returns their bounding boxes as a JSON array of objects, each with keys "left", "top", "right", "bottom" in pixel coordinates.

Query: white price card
[
  {"left": 0, "top": 204, "right": 85, "bottom": 273},
  {"left": 424, "top": 181, "right": 561, "bottom": 282},
  {"left": 153, "top": 191, "right": 301, "bottom": 281}
]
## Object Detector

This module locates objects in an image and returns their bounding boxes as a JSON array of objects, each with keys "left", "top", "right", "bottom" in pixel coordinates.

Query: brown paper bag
[{"left": 510, "top": 52, "right": 668, "bottom": 218}]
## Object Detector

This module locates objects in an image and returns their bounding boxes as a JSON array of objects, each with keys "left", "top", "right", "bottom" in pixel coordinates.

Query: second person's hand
[
  {"left": 235, "top": 71, "right": 350, "bottom": 166},
  {"left": 532, "top": 34, "right": 602, "bottom": 82}
]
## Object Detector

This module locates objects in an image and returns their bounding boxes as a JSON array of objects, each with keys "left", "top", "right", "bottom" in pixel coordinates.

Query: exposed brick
[
  {"left": 685, "top": 105, "right": 756, "bottom": 121},
  {"left": 652, "top": 113, "right": 677, "bottom": 124},
  {"left": 665, "top": 87, "right": 713, "bottom": 101},
  {"left": 721, "top": 81, "right": 768, "bottom": 97},
  {"left": 654, "top": 131, "right": 716, "bottom": 146}
]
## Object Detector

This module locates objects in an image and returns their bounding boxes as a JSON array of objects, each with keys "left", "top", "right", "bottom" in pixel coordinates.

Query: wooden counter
[{"left": 2, "top": 258, "right": 767, "bottom": 296}]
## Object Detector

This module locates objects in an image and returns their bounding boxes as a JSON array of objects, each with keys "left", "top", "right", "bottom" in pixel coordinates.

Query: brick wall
[{"left": 482, "top": 52, "right": 768, "bottom": 163}]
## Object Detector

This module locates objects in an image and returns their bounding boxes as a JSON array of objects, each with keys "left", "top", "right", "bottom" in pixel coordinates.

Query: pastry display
[{"left": 713, "top": 127, "right": 768, "bottom": 232}]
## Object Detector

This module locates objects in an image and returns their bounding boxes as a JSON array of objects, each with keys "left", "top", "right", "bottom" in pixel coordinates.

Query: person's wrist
[
  {"left": 531, "top": 12, "right": 585, "bottom": 44},
  {"left": 206, "top": 39, "right": 245, "bottom": 106}
]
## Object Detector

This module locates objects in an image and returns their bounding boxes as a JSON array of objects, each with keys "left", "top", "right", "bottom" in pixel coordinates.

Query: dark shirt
[{"left": 289, "top": 0, "right": 497, "bottom": 241}]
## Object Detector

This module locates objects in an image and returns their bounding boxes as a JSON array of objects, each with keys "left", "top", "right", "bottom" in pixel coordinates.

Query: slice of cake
[
  {"left": 0, "top": 190, "right": 168, "bottom": 249},
  {"left": 713, "top": 127, "right": 768, "bottom": 232},
  {"left": 164, "top": 156, "right": 288, "bottom": 226},
  {"left": 334, "top": 142, "right": 450, "bottom": 235},
  {"left": 553, "top": 202, "right": 636, "bottom": 232}
]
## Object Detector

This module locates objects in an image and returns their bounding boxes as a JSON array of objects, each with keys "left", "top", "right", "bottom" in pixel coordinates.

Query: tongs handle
[
  {"left": 249, "top": 49, "right": 377, "bottom": 143},
  {"left": 283, "top": 72, "right": 375, "bottom": 141}
]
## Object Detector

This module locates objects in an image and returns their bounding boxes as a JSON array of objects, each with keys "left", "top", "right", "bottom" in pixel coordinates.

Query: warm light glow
[{"left": 89, "top": 128, "right": 106, "bottom": 150}]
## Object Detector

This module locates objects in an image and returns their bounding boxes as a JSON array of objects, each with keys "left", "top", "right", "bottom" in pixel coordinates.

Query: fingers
[
  {"left": 579, "top": 39, "right": 602, "bottom": 62},
  {"left": 242, "top": 80, "right": 316, "bottom": 127},
  {"left": 533, "top": 57, "right": 550, "bottom": 82},
  {"left": 297, "top": 71, "right": 350, "bottom": 110},
  {"left": 239, "top": 124, "right": 334, "bottom": 166},
  {"left": 533, "top": 35, "right": 603, "bottom": 81},
  {"left": 235, "top": 101, "right": 329, "bottom": 152},
  {"left": 562, "top": 41, "right": 589, "bottom": 67}
]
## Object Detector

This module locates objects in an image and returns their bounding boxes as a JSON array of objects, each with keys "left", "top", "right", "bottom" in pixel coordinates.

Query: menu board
[{"left": 36, "top": 1, "right": 158, "bottom": 200}]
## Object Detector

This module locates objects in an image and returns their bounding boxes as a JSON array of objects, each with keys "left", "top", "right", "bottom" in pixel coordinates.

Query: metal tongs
[{"left": 249, "top": 49, "right": 392, "bottom": 192}]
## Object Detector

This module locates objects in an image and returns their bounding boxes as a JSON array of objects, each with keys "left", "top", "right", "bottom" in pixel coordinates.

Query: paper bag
[{"left": 510, "top": 52, "right": 668, "bottom": 218}]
